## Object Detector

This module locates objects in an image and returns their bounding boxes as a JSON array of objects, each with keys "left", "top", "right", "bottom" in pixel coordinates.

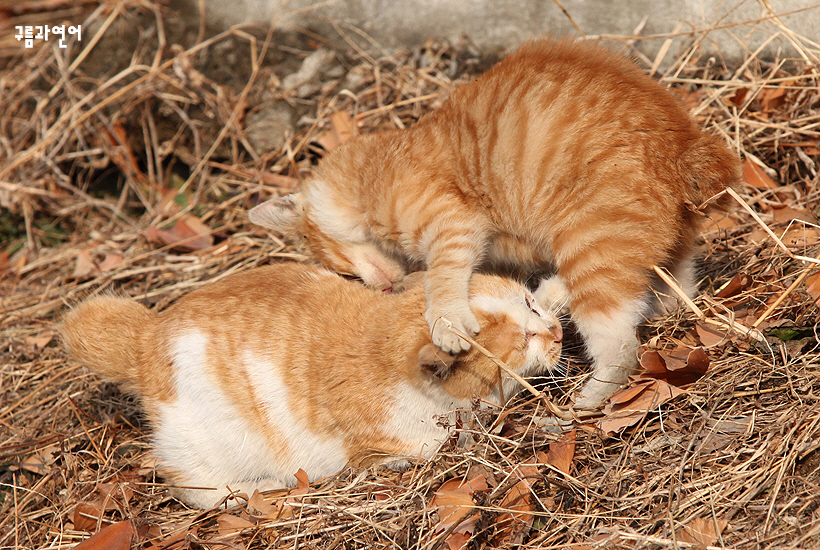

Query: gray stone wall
[{"left": 194, "top": 0, "right": 819, "bottom": 61}]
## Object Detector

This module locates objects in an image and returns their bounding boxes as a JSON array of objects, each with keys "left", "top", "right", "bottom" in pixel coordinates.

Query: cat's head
[
  {"left": 417, "top": 275, "right": 563, "bottom": 401},
  {"left": 249, "top": 191, "right": 405, "bottom": 291}
]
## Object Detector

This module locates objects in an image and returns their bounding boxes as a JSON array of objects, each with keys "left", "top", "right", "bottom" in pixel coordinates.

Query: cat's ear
[
  {"left": 418, "top": 343, "right": 457, "bottom": 379},
  {"left": 249, "top": 193, "right": 304, "bottom": 233}
]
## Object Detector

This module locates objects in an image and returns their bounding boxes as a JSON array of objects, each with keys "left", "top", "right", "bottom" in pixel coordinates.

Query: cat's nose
[{"left": 550, "top": 324, "right": 563, "bottom": 343}]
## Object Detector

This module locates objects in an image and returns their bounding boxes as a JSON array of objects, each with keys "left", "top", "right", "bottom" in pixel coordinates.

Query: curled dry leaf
[
  {"left": 638, "top": 346, "right": 710, "bottom": 386},
  {"left": 695, "top": 323, "right": 728, "bottom": 348},
  {"left": 675, "top": 516, "right": 728, "bottom": 546},
  {"left": 742, "top": 158, "right": 777, "bottom": 189},
  {"left": 73, "top": 519, "right": 134, "bottom": 550},
  {"left": 274, "top": 468, "right": 311, "bottom": 519},
  {"left": 73, "top": 501, "right": 103, "bottom": 533},
  {"left": 429, "top": 474, "right": 488, "bottom": 550},
  {"left": 144, "top": 214, "right": 214, "bottom": 251},
  {"left": 98, "top": 253, "right": 124, "bottom": 272},
  {"left": 72, "top": 249, "right": 99, "bottom": 279},
  {"left": 24, "top": 330, "right": 54, "bottom": 349},
  {"left": 599, "top": 378, "right": 684, "bottom": 434},
  {"left": 804, "top": 271, "right": 820, "bottom": 307},
  {"left": 541, "top": 429, "right": 576, "bottom": 475},
  {"left": 317, "top": 110, "right": 357, "bottom": 151},
  {"left": 217, "top": 513, "right": 255, "bottom": 536},
  {"left": 493, "top": 464, "right": 540, "bottom": 546},
  {"left": 715, "top": 272, "right": 752, "bottom": 300}
]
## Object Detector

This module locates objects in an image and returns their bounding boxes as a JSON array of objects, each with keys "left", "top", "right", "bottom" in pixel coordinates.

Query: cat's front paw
[
  {"left": 426, "top": 307, "right": 480, "bottom": 354},
  {"left": 533, "top": 275, "right": 571, "bottom": 315}
]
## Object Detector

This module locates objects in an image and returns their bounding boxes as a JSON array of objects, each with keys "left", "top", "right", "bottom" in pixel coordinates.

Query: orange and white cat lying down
[{"left": 62, "top": 262, "right": 561, "bottom": 509}]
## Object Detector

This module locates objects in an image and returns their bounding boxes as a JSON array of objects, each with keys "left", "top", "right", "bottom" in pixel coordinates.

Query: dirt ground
[{"left": 2, "top": 1, "right": 820, "bottom": 549}]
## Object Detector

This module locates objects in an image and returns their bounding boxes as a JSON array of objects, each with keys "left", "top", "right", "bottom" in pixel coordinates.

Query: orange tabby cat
[
  {"left": 62, "top": 263, "right": 561, "bottom": 509},
  {"left": 250, "top": 38, "right": 741, "bottom": 408}
]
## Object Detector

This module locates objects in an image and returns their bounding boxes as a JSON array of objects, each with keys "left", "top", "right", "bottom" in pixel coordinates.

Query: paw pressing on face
[
  {"left": 425, "top": 303, "right": 481, "bottom": 354},
  {"left": 533, "top": 275, "right": 571, "bottom": 316}
]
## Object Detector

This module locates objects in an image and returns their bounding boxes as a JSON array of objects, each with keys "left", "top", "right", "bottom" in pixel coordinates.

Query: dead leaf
[
  {"left": 695, "top": 323, "right": 727, "bottom": 348},
  {"left": 599, "top": 379, "right": 684, "bottom": 435},
  {"left": 772, "top": 205, "right": 818, "bottom": 225},
  {"left": 294, "top": 468, "right": 309, "bottom": 490},
  {"left": 493, "top": 464, "right": 539, "bottom": 546},
  {"left": 429, "top": 475, "right": 488, "bottom": 550},
  {"left": 73, "top": 520, "right": 134, "bottom": 550},
  {"left": 17, "top": 444, "right": 59, "bottom": 475},
  {"left": 805, "top": 272, "right": 820, "bottom": 306},
  {"left": 675, "top": 516, "right": 728, "bottom": 546},
  {"left": 95, "top": 482, "right": 134, "bottom": 510},
  {"left": 144, "top": 215, "right": 214, "bottom": 251},
  {"left": 715, "top": 272, "right": 752, "bottom": 299},
  {"left": 317, "top": 110, "right": 357, "bottom": 151},
  {"left": 247, "top": 489, "right": 279, "bottom": 517},
  {"left": 9, "top": 246, "right": 30, "bottom": 272},
  {"left": 144, "top": 525, "right": 196, "bottom": 550},
  {"left": 74, "top": 502, "right": 103, "bottom": 532},
  {"left": 0, "top": 251, "right": 9, "bottom": 271},
  {"left": 72, "top": 249, "right": 99, "bottom": 279},
  {"left": 638, "top": 347, "right": 710, "bottom": 387},
  {"left": 743, "top": 158, "right": 777, "bottom": 189},
  {"left": 98, "top": 253, "right": 124, "bottom": 272},
  {"left": 274, "top": 469, "right": 312, "bottom": 519},
  {"left": 777, "top": 225, "right": 820, "bottom": 249},
  {"left": 25, "top": 330, "right": 54, "bottom": 349},
  {"left": 217, "top": 513, "right": 255, "bottom": 536},
  {"left": 758, "top": 82, "right": 793, "bottom": 111},
  {"left": 543, "top": 429, "right": 576, "bottom": 475}
]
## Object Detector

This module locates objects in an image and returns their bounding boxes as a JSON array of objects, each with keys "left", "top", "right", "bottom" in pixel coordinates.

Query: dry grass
[{"left": 2, "top": 1, "right": 820, "bottom": 548}]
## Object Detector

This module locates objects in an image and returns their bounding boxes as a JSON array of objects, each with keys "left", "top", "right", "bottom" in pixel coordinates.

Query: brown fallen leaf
[
  {"left": 695, "top": 323, "right": 728, "bottom": 348},
  {"left": 429, "top": 474, "right": 489, "bottom": 550},
  {"left": 275, "top": 468, "right": 312, "bottom": 519},
  {"left": 25, "top": 330, "right": 54, "bottom": 349},
  {"left": 493, "top": 464, "right": 539, "bottom": 546},
  {"left": 772, "top": 205, "right": 818, "bottom": 225},
  {"left": 217, "top": 513, "right": 255, "bottom": 536},
  {"left": 72, "top": 249, "right": 99, "bottom": 279},
  {"left": 675, "top": 516, "right": 728, "bottom": 546},
  {"left": 805, "top": 271, "right": 820, "bottom": 307},
  {"left": 543, "top": 429, "right": 576, "bottom": 475},
  {"left": 74, "top": 501, "right": 103, "bottom": 533},
  {"left": 17, "top": 444, "right": 59, "bottom": 475},
  {"left": 95, "top": 482, "right": 134, "bottom": 510},
  {"left": 317, "top": 110, "right": 357, "bottom": 151},
  {"left": 638, "top": 347, "right": 710, "bottom": 387},
  {"left": 144, "top": 215, "right": 214, "bottom": 251},
  {"left": 599, "top": 378, "right": 684, "bottom": 435},
  {"left": 715, "top": 272, "right": 752, "bottom": 299},
  {"left": 98, "top": 253, "right": 124, "bottom": 272},
  {"left": 247, "top": 489, "right": 279, "bottom": 517},
  {"left": 742, "top": 158, "right": 777, "bottom": 189},
  {"left": 73, "top": 520, "right": 134, "bottom": 550}
]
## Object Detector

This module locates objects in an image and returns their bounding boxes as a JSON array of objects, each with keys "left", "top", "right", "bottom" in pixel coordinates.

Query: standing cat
[
  {"left": 250, "top": 38, "right": 741, "bottom": 407},
  {"left": 62, "top": 263, "right": 561, "bottom": 509}
]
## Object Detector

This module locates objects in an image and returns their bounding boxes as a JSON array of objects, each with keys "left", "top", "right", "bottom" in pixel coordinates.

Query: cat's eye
[{"left": 525, "top": 296, "right": 541, "bottom": 317}]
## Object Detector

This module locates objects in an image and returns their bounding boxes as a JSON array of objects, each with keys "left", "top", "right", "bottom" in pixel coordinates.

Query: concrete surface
[{"left": 191, "top": 0, "right": 819, "bottom": 62}]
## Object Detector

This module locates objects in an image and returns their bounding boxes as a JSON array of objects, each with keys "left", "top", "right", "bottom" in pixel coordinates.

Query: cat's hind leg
[
  {"left": 570, "top": 297, "right": 646, "bottom": 408},
  {"left": 650, "top": 254, "right": 697, "bottom": 316}
]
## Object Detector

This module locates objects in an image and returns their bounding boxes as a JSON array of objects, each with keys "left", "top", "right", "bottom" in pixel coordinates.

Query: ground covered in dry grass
[{"left": 2, "top": 1, "right": 820, "bottom": 549}]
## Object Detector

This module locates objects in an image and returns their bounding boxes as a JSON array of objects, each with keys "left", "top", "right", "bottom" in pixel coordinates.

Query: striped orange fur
[{"left": 250, "top": 38, "right": 742, "bottom": 407}]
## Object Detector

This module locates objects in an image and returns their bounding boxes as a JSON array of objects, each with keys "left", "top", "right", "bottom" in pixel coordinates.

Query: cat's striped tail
[
  {"left": 681, "top": 133, "right": 743, "bottom": 211},
  {"left": 61, "top": 295, "right": 155, "bottom": 391}
]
